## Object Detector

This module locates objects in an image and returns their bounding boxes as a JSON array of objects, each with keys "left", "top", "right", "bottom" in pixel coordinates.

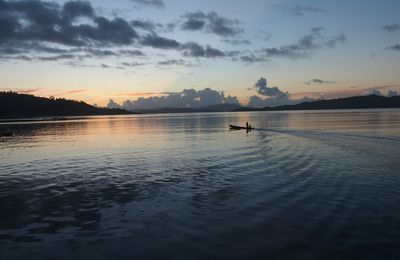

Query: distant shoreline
[
  {"left": 1, "top": 92, "right": 399, "bottom": 120},
  {"left": 1, "top": 107, "right": 400, "bottom": 124}
]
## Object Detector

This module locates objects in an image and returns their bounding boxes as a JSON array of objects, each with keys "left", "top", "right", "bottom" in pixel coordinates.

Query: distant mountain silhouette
[
  {"left": 0, "top": 91, "right": 132, "bottom": 119},
  {"left": 235, "top": 95, "right": 400, "bottom": 111}
]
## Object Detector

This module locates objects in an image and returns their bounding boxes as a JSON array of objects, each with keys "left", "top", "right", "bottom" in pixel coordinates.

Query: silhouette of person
[
  {"left": 246, "top": 122, "right": 249, "bottom": 130},
  {"left": 249, "top": 124, "right": 252, "bottom": 132}
]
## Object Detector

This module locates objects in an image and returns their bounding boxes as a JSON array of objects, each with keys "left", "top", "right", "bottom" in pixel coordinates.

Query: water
[{"left": 1, "top": 110, "right": 400, "bottom": 259}]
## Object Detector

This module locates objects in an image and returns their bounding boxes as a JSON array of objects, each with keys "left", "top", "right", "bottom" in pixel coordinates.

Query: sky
[{"left": 0, "top": 0, "right": 400, "bottom": 109}]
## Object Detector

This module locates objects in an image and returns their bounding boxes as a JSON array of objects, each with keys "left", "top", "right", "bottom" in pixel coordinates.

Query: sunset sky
[{"left": 1, "top": 0, "right": 400, "bottom": 108}]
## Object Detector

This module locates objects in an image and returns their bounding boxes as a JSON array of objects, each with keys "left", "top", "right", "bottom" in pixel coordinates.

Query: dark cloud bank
[
  {"left": 0, "top": 0, "right": 228, "bottom": 63},
  {"left": 0, "top": 0, "right": 347, "bottom": 66}
]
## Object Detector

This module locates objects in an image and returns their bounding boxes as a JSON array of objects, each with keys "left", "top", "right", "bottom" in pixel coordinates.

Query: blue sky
[{"left": 0, "top": 0, "right": 399, "bottom": 108}]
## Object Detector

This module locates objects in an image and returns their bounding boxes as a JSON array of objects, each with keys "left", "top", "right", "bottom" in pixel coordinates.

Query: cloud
[
  {"left": 120, "top": 62, "right": 145, "bottom": 67},
  {"left": 276, "top": 5, "right": 327, "bottom": 16},
  {"left": 262, "top": 28, "right": 346, "bottom": 58},
  {"left": 239, "top": 54, "right": 268, "bottom": 63},
  {"left": 248, "top": 77, "right": 315, "bottom": 107},
  {"left": 130, "top": 0, "right": 164, "bottom": 9},
  {"left": 382, "top": 24, "right": 400, "bottom": 32},
  {"left": 388, "top": 90, "right": 398, "bottom": 97},
  {"left": 368, "top": 89, "right": 383, "bottom": 96},
  {"left": 182, "top": 42, "right": 225, "bottom": 58},
  {"left": 1, "top": 88, "right": 44, "bottom": 94},
  {"left": 119, "top": 50, "right": 146, "bottom": 56},
  {"left": 14, "top": 55, "right": 33, "bottom": 61},
  {"left": 385, "top": 44, "right": 400, "bottom": 51},
  {"left": 54, "top": 89, "right": 88, "bottom": 96},
  {"left": 107, "top": 99, "right": 123, "bottom": 109},
  {"left": 63, "top": 0, "right": 95, "bottom": 19},
  {"left": 221, "top": 39, "right": 252, "bottom": 45},
  {"left": 157, "top": 59, "right": 188, "bottom": 66},
  {"left": 181, "top": 18, "right": 206, "bottom": 31},
  {"left": 180, "top": 11, "right": 243, "bottom": 37},
  {"left": 0, "top": 0, "right": 139, "bottom": 53},
  {"left": 38, "top": 54, "right": 76, "bottom": 61},
  {"left": 0, "top": 0, "right": 181, "bottom": 62},
  {"left": 140, "top": 34, "right": 181, "bottom": 49},
  {"left": 108, "top": 88, "right": 239, "bottom": 110},
  {"left": 131, "top": 19, "right": 164, "bottom": 32},
  {"left": 304, "top": 78, "right": 338, "bottom": 85},
  {"left": 252, "top": 77, "right": 288, "bottom": 98}
]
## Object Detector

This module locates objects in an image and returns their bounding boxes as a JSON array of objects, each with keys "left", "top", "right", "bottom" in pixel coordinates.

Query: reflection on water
[{"left": 1, "top": 110, "right": 400, "bottom": 259}]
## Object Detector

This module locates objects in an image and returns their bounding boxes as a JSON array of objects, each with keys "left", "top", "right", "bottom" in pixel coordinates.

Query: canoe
[{"left": 229, "top": 124, "right": 254, "bottom": 130}]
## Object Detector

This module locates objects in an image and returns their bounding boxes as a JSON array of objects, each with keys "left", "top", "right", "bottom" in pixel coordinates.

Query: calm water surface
[{"left": 1, "top": 110, "right": 400, "bottom": 259}]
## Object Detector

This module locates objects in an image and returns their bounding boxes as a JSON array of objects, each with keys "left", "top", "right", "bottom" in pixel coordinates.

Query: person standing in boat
[{"left": 246, "top": 122, "right": 249, "bottom": 130}]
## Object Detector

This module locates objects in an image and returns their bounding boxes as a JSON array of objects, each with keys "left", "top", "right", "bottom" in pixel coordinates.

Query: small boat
[{"left": 229, "top": 124, "right": 254, "bottom": 130}]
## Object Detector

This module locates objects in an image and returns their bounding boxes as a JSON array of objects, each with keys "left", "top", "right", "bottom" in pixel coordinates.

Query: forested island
[
  {"left": 236, "top": 95, "right": 400, "bottom": 112},
  {"left": 0, "top": 92, "right": 132, "bottom": 119}
]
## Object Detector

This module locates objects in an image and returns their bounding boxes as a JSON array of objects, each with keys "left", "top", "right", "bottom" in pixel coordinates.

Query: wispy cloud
[
  {"left": 304, "top": 79, "right": 338, "bottom": 85},
  {"left": 385, "top": 44, "right": 400, "bottom": 51},
  {"left": 1, "top": 88, "right": 44, "bottom": 94},
  {"left": 275, "top": 5, "right": 327, "bottom": 17},
  {"left": 261, "top": 28, "right": 346, "bottom": 59},
  {"left": 382, "top": 24, "right": 400, "bottom": 32},
  {"left": 130, "top": 0, "right": 164, "bottom": 9}
]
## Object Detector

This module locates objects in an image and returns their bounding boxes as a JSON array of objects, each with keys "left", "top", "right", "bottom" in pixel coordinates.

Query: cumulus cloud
[
  {"left": 108, "top": 88, "right": 239, "bottom": 110},
  {"left": 107, "top": 99, "right": 123, "bottom": 109},
  {"left": 368, "top": 89, "right": 382, "bottom": 96},
  {"left": 262, "top": 28, "right": 346, "bottom": 58},
  {"left": 388, "top": 90, "right": 398, "bottom": 97},
  {"left": 0, "top": 0, "right": 141, "bottom": 57},
  {"left": 382, "top": 24, "right": 400, "bottom": 32},
  {"left": 130, "top": 0, "right": 164, "bottom": 9},
  {"left": 0, "top": 0, "right": 233, "bottom": 66},
  {"left": 304, "top": 78, "right": 338, "bottom": 85},
  {"left": 252, "top": 77, "right": 288, "bottom": 98},
  {"left": 248, "top": 77, "right": 314, "bottom": 108},
  {"left": 180, "top": 11, "right": 243, "bottom": 37}
]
